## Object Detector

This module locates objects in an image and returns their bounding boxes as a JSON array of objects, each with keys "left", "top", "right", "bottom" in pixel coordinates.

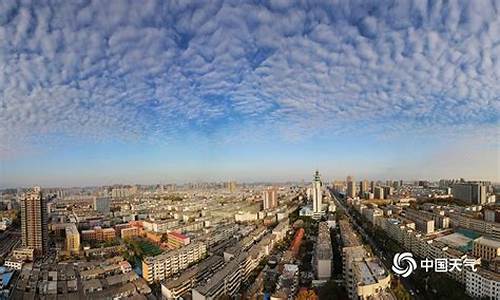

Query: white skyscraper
[{"left": 312, "top": 170, "right": 323, "bottom": 213}]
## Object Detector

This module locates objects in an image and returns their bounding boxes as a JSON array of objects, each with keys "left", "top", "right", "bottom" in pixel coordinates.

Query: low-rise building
[
  {"left": 466, "top": 268, "right": 500, "bottom": 299},
  {"left": 473, "top": 236, "right": 500, "bottom": 261},
  {"left": 192, "top": 255, "right": 244, "bottom": 300},
  {"left": 142, "top": 242, "right": 207, "bottom": 284},
  {"left": 121, "top": 226, "right": 141, "bottom": 239},
  {"left": 4, "top": 258, "right": 23, "bottom": 270},
  {"left": 65, "top": 223, "right": 80, "bottom": 253},
  {"left": 314, "top": 222, "right": 332, "bottom": 280},
  {"left": 167, "top": 231, "right": 190, "bottom": 249},
  {"left": 161, "top": 255, "right": 224, "bottom": 300}
]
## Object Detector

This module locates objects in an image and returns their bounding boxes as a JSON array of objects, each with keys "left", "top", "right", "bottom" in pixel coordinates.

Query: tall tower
[
  {"left": 312, "top": 170, "right": 323, "bottom": 213},
  {"left": 360, "top": 180, "right": 369, "bottom": 197},
  {"left": 263, "top": 187, "right": 278, "bottom": 210},
  {"left": 346, "top": 176, "right": 356, "bottom": 199},
  {"left": 21, "top": 186, "right": 48, "bottom": 256}
]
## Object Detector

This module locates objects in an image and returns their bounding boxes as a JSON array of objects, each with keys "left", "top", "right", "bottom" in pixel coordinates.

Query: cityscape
[{"left": 1, "top": 1, "right": 499, "bottom": 300}]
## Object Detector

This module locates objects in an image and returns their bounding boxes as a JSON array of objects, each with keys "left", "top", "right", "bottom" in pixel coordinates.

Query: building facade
[
  {"left": 312, "top": 171, "right": 323, "bottom": 214},
  {"left": 20, "top": 187, "right": 48, "bottom": 256}
]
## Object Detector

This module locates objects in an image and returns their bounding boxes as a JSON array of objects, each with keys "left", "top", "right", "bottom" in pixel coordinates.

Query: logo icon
[{"left": 392, "top": 252, "right": 417, "bottom": 277}]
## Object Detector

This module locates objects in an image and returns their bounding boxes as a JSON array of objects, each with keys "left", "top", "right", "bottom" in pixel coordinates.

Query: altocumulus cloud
[{"left": 0, "top": 0, "right": 499, "bottom": 157}]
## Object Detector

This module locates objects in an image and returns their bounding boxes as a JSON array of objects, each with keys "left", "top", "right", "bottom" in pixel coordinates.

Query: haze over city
[{"left": 1, "top": 0, "right": 499, "bottom": 187}]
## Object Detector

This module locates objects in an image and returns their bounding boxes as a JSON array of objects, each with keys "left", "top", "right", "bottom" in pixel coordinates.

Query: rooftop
[{"left": 474, "top": 236, "right": 500, "bottom": 249}]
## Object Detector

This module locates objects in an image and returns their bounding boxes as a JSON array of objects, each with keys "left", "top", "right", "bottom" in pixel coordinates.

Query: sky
[{"left": 0, "top": 0, "right": 499, "bottom": 187}]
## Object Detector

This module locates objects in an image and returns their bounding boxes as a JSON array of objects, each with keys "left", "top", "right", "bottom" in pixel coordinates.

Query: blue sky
[{"left": 0, "top": 0, "right": 499, "bottom": 187}]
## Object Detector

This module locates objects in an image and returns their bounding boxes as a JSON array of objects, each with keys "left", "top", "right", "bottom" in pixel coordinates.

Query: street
[{"left": 328, "top": 189, "right": 423, "bottom": 300}]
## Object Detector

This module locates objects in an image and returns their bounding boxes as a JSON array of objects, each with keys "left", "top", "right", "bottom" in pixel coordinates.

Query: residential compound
[
  {"left": 347, "top": 195, "right": 500, "bottom": 299},
  {"left": 0, "top": 184, "right": 301, "bottom": 299}
]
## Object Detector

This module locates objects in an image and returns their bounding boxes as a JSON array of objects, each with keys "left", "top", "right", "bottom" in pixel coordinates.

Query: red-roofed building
[{"left": 167, "top": 231, "right": 190, "bottom": 249}]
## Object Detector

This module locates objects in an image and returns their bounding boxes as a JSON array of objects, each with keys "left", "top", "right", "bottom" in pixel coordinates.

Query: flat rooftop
[
  {"left": 435, "top": 232, "right": 473, "bottom": 251},
  {"left": 474, "top": 236, "right": 500, "bottom": 249}
]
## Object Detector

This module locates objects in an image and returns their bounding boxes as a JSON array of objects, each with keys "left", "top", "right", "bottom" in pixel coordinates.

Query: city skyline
[{"left": 1, "top": 1, "right": 499, "bottom": 186}]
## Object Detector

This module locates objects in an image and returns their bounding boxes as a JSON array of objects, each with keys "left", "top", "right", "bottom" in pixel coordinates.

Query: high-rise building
[
  {"left": 312, "top": 171, "right": 323, "bottom": 213},
  {"left": 332, "top": 180, "right": 344, "bottom": 193},
  {"left": 346, "top": 176, "right": 356, "bottom": 199},
  {"left": 374, "top": 187, "right": 384, "bottom": 200},
  {"left": 360, "top": 180, "right": 369, "bottom": 196},
  {"left": 452, "top": 183, "right": 488, "bottom": 204},
  {"left": 20, "top": 186, "right": 48, "bottom": 256},
  {"left": 94, "top": 196, "right": 110, "bottom": 215},
  {"left": 227, "top": 181, "right": 237, "bottom": 193},
  {"left": 262, "top": 187, "right": 278, "bottom": 210},
  {"left": 370, "top": 181, "right": 375, "bottom": 193},
  {"left": 382, "top": 186, "right": 393, "bottom": 198}
]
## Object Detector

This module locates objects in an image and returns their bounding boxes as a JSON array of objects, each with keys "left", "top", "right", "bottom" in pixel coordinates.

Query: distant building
[
  {"left": 374, "top": 187, "right": 384, "bottom": 200},
  {"left": 484, "top": 208, "right": 500, "bottom": 223},
  {"left": 382, "top": 186, "right": 393, "bottom": 199},
  {"left": 312, "top": 171, "right": 323, "bottom": 214},
  {"left": 262, "top": 187, "right": 278, "bottom": 210},
  {"left": 111, "top": 186, "right": 137, "bottom": 198},
  {"left": 20, "top": 187, "right": 48, "bottom": 256},
  {"left": 359, "top": 180, "right": 369, "bottom": 197},
  {"left": 65, "top": 223, "right": 80, "bottom": 254},
  {"left": 226, "top": 181, "right": 237, "bottom": 193},
  {"left": 94, "top": 197, "right": 110, "bottom": 215},
  {"left": 347, "top": 177, "right": 356, "bottom": 199},
  {"left": 452, "top": 183, "right": 487, "bottom": 204}
]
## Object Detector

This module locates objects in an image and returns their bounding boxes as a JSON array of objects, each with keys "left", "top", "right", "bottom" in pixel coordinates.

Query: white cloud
[{"left": 0, "top": 0, "right": 498, "bottom": 159}]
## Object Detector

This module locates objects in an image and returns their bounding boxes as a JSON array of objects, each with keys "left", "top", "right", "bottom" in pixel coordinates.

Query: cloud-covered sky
[{"left": 1, "top": 0, "right": 499, "bottom": 187}]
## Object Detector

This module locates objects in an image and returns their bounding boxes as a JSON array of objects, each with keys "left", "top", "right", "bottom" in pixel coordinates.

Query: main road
[{"left": 328, "top": 188, "right": 423, "bottom": 300}]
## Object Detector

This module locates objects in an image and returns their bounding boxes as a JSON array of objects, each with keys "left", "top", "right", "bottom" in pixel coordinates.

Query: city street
[{"left": 328, "top": 189, "right": 424, "bottom": 300}]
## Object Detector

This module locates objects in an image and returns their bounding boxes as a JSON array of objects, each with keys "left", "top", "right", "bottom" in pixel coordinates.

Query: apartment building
[
  {"left": 65, "top": 223, "right": 80, "bottom": 254},
  {"left": 142, "top": 242, "right": 207, "bottom": 284},
  {"left": 339, "top": 220, "right": 391, "bottom": 299},
  {"left": 161, "top": 255, "right": 224, "bottom": 300},
  {"left": 192, "top": 255, "right": 244, "bottom": 300},
  {"left": 403, "top": 208, "right": 435, "bottom": 234},
  {"left": 473, "top": 237, "right": 500, "bottom": 261},
  {"left": 121, "top": 227, "right": 142, "bottom": 239},
  {"left": 142, "top": 219, "right": 179, "bottom": 233},
  {"left": 466, "top": 268, "right": 500, "bottom": 299},
  {"left": 362, "top": 208, "right": 383, "bottom": 226},
  {"left": 81, "top": 226, "right": 116, "bottom": 241},
  {"left": 20, "top": 187, "right": 48, "bottom": 256},
  {"left": 167, "top": 232, "right": 191, "bottom": 249},
  {"left": 448, "top": 212, "right": 500, "bottom": 240},
  {"left": 379, "top": 216, "right": 480, "bottom": 285},
  {"left": 314, "top": 222, "right": 333, "bottom": 280}
]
